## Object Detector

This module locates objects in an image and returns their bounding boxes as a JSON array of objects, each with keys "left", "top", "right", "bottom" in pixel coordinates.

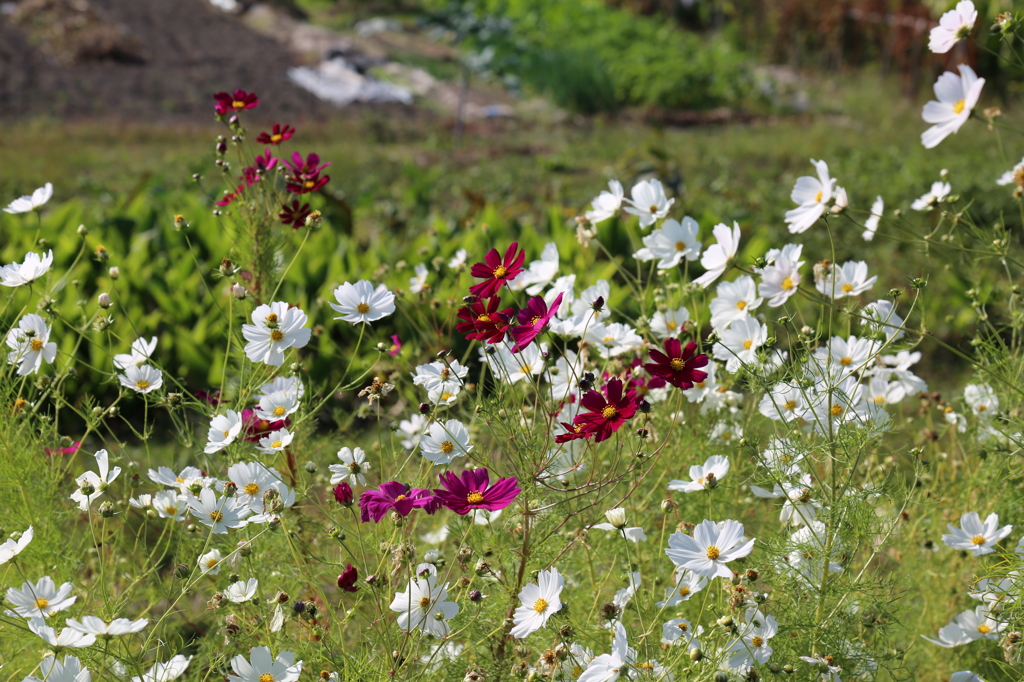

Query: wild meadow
[{"left": 2, "top": 4, "right": 1024, "bottom": 682}]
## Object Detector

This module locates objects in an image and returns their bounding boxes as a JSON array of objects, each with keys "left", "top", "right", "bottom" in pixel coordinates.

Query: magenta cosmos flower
[
  {"left": 469, "top": 242, "right": 526, "bottom": 299},
  {"left": 433, "top": 469, "right": 521, "bottom": 515},
  {"left": 359, "top": 481, "right": 439, "bottom": 523},
  {"left": 510, "top": 292, "right": 563, "bottom": 353},
  {"left": 213, "top": 90, "right": 259, "bottom": 116}
]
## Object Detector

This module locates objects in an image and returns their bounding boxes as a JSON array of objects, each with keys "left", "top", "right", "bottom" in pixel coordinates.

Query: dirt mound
[{"left": 0, "top": 0, "right": 334, "bottom": 120}]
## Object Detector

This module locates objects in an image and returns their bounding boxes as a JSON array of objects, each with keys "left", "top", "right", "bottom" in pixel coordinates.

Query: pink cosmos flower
[
  {"left": 213, "top": 90, "right": 259, "bottom": 116},
  {"left": 359, "top": 481, "right": 439, "bottom": 523},
  {"left": 284, "top": 152, "right": 331, "bottom": 178},
  {"left": 433, "top": 469, "right": 521, "bottom": 515},
  {"left": 469, "top": 243, "right": 526, "bottom": 299},
  {"left": 45, "top": 440, "right": 81, "bottom": 457},
  {"left": 216, "top": 185, "right": 245, "bottom": 207},
  {"left": 388, "top": 334, "right": 402, "bottom": 356},
  {"left": 510, "top": 293, "right": 563, "bottom": 353}
]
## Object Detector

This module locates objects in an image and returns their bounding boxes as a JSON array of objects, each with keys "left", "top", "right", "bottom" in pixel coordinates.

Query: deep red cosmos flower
[
  {"left": 469, "top": 242, "right": 526, "bottom": 298},
  {"left": 455, "top": 296, "right": 515, "bottom": 343},
  {"left": 358, "top": 481, "right": 439, "bottom": 523},
  {"left": 333, "top": 482, "right": 354, "bottom": 506},
  {"left": 572, "top": 377, "right": 638, "bottom": 443},
  {"left": 257, "top": 124, "right": 296, "bottom": 145},
  {"left": 284, "top": 151, "right": 331, "bottom": 178},
  {"left": 337, "top": 564, "right": 359, "bottom": 592},
  {"left": 554, "top": 421, "right": 595, "bottom": 444},
  {"left": 279, "top": 200, "right": 312, "bottom": 228},
  {"left": 286, "top": 172, "right": 330, "bottom": 195},
  {"left": 644, "top": 339, "right": 709, "bottom": 390},
  {"left": 213, "top": 90, "right": 259, "bottom": 116},
  {"left": 510, "top": 292, "right": 563, "bottom": 353},
  {"left": 216, "top": 184, "right": 245, "bottom": 207},
  {"left": 433, "top": 469, "right": 521, "bottom": 515}
]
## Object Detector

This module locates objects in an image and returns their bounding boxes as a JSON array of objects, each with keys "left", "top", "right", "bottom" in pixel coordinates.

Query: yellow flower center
[
  {"left": 602, "top": 406, "right": 619, "bottom": 419},
  {"left": 30, "top": 339, "right": 43, "bottom": 352},
  {"left": 270, "top": 330, "right": 284, "bottom": 342},
  {"left": 357, "top": 303, "right": 370, "bottom": 314},
  {"left": 271, "top": 440, "right": 283, "bottom": 449},
  {"left": 839, "top": 356, "right": 852, "bottom": 366},
  {"left": 953, "top": 99, "right": 966, "bottom": 114},
  {"left": 166, "top": 506, "right": 178, "bottom": 515},
  {"left": 978, "top": 624, "right": 991, "bottom": 634},
  {"left": 874, "top": 396, "right": 886, "bottom": 403},
  {"left": 440, "top": 440, "right": 454, "bottom": 454},
  {"left": 265, "top": 313, "right": 278, "bottom": 325},
  {"left": 419, "top": 596, "right": 431, "bottom": 609},
  {"left": 395, "top": 494, "right": 407, "bottom": 501},
  {"left": 493, "top": 265, "right": 508, "bottom": 278},
  {"left": 602, "top": 336, "right": 615, "bottom": 343},
  {"left": 670, "top": 358, "right": 686, "bottom": 371},
  {"left": 467, "top": 491, "right": 485, "bottom": 504},
  {"left": 648, "top": 204, "right": 658, "bottom": 213},
  {"left": 271, "top": 133, "right": 282, "bottom": 142},
  {"left": 530, "top": 315, "right": 542, "bottom": 326},
  {"left": 304, "top": 180, "right": 315, "bottom": 189},
  {"left": 533, "top": 597, "right": 548, "bottom": 613},
  {"left": 978, "top": 405, "right": 987, "bottom": 412},
  {"left": 841, "top": 283, "right": 854, "bottom": 293},
  {"left": 971, "top": 535, "right": 987, "bottom": 545},
  {"left": 519, "top": 364, "right": 532, "bottom": 374},
  {"left": 440, "top": 392, "right": 452, "bottom": 401},
  {"left": 477, "top": 314, "right": 491, "bottom": 322},
  {"left": 675, "top": 241, "right": 686, "bottom": 251},
  {"left": 706, "top": 545, "right": 721, "bottom": 560},
  {"left": 781, "top": 276, "right": 794, "bottom": 290},
  {"left": 752, "top": 636, "right": 764, "bottom": 647},
  {"left": 784, "top": 400, "right": 797, "bottom": 410},
  {"left": 210, "top": 511, "right": 224, "bottom": 522},
  {"left": 742, "top": 340, "right": 753, "bottom": 350},
  {"left": 678, "top": 587, "right": 690, "bottom": 597},
  {"left": 273, "top": 406, "right": 287, "bottom": 417},
  {"left": 136, "top": 380, "right": 150, "bottom": 389},
  {"left": 814, "top": 190, "right": 823, "bottom": 203},
  {"left": 695, "top": 381, "right": 706, "bottom": 388},
  {"left": 831, "top": 405, "right": 844, "bottom": 416},
  {"left": 666, "top": 320, "right": 678, "bottom": 330},
  {"left": 206, "top": 559, "right": 218, "bottom": 568},
  {"left": 35, "top": 598, "right": 49, "bottom": 609},
  {"left": 232, "top": 100, "right": 246, "bottom": 109},
  {"left": 736, "top": 300, "right": 747, "bottom": 310}
]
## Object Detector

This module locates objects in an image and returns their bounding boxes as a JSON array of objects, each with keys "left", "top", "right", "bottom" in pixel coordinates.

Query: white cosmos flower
[
  {"left": 587, "top": 321, "right": 645, "bottom": 359},
  {"left": 152, "top": 490, "right": 186, "bottom": 521},
  {"left": 131, "top": 655, "right": 192, "bottom": 682},
  {"left": 119, "top": 364, "right": 162, "bottom": 394},
  {"left": 830, "top": 185, "right": 848, "bottom": 214},
  {"left": 751, "top": 475, "right": 820, "bottom": 526},
  {"left": 408, "top": 263, "right": 429, "bottom": 294},
  {"left": 964, "top": 383, "right": 998, "bottom": 417},
  {"left": 921, "top": 64, "right": 985, "bottom": 149},
  {"left": 632, "top": 217, "right": 701, "bottom": 269},
  {"left": 784, "top": 521, "right": 845, "bottom": 585},
  {"left": 258, "top": 375, "right": 304, "bottom": 401},
  {"left": 186, "top": 488, "right": 250, "bottom": 534},
  {"left": 71, "top": 449, "right": 121, "bottom": 511},
  {"left": 709, "top": 275, "right": 761, "bottom": 329},
  {"left": 862, "top": 300, "right": 905, "bottom": 341},
  {"left": 784, "top": 159, "right": 835, "bottom": 234},
  {"left": 448, "top": 248, "right": 468, "bottom": 269},
  {"left": 242, "top": 302, "right": 311, "bottom": 367},
  {"left": 624, "top": 179, "right": 674, "bottom": 228},
  {"left": 390, "top": 563, "right": 460, "bottom": 637},
  {"left": 577, "top": 621, "right": 631, "bottom": 682},
  {"left": 6, "top": 576, "right": 77, "bottom": 618},
  {"left": 815, "top": 260, "right": 876, "bottom": 299},
  {"left": 693, "top": 222, "right": 740, "bottom": 288},
  {"left": 204, "top": 409, "right": 243, "bottom": 454},
  {"left": 758, "top": 254, "right": 801, "bottom": 307},
  {"left": 651, "top": 306, "right": 690, "bottom": 339},
  {"left": 942, "top": 512, "right": 1012, "bottom": 555},
  {"left": 29, "top": 617, "right": 96, "bottom": 648},
  {"left": 398, "top": 414, "right": 428, "bottom": 450},
  {"left": 412, "top": 359, "right": 468, "bottom": 394},
  {"left": 726, "top": 607, "right": 779, "bottom": 669},
  {"left": 662, "top": 618, "right": 701, "bottom": 648},
  {"left": 6, "top": 313, "right": 57, "bottom": 375},
  {"left": 225, "top": 578, "right": 259, "bottom": 603},
  {"left": 511, "top": 567, "right": 564, "bottom": 638},
  {"left": 227, "top": 646, "right": 301, "bottom": 682},
  {"left": 480, "top": 342, "right": 545, "bottom": 384},
  {"left": 665, "top": 519, "right": 755, "bottom": 578},
  {"left": 0, "top": 525, "right": 33, "bottom": 564},
  {"left": 592, "top": 508, "right": 647, "bottom": 543},
  {"left": 419, "top": 419, "right": 473, "bottom": 465},
  {"left": 586, "top": 180, "right": 624, "bottom": 224},
  {"left": 4, "top": 182, "right": 53, "bottom": 214},
  {"left": 863, "top": 195, "right": 884, "bottom": 240},
  {"left": 656, "top": 570, "right": 708, "bottom": 608},
  {"left": 254, "top": 390, "right": 299, "bottom": 421},
  {"left": 0, "top": 249, "right": 53, "bottom": 287},
  {"left": 668, "top": 455, "right": 730, "bottom": 493},
  {"left": 509, "top": 242, "right": 560, "bottom": 294},
  {"left": 113, "top": 336, "right": 158, "bottom": 370},
  {"left": 997, "top": 157, "right": 1024, "bottom": 186},
  {"left": 330, "top": 280, "right": 395, "bottom": 324},
  {"left": 198, "top": 549, "right": 224, "bottom": 574},
  {"left": 929, "top": 1, "right": 977, "bottom": 53},
  {"left": 949, "top": 673, "right": 985, "bottom": 682},
  {"left": 23, "top": 655, "right": 89, "bottom": 682},
  {"left": 66, "top": 615, "right": 147, "bottom": 636},
  {"left": 924, "top": 606, "right": 1004, "bottom": 647},
  {"left": 256, "top": 428, "right": 293, "bottom": 454},
  {"left": 226, "top": 462, "right": 282, "bottom": 513},
  {"left": 329, "top": 446, "right": 372, "bottom": 486},
  {"left": 911, "top": 181, "right": 952, "bottom": 210},
  {"left": 712, "top": 316, "right": 766, "bottom": 373}
]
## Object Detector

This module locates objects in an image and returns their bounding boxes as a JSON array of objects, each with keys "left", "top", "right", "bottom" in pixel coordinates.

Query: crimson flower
[
  {"left": 286, "top": 171, "right": 330, "bottom": 194},
  {"left": 257, "top": 123, "right": 296, "bottom": 145},
  {"left": 554, "top": 421, "right": 594, "bottom": 444},
  {"left": 279, "top": 200, "right": 312, "bottom": 228},
  {"left": 644, "top": 339, "right": 709, "bottom": 390},
  {"left": 572, "top": 378, "right": 638, "bottom": 443},
  {"left": 195, "top": 389, "right": 222, "bottom": 406},
  {"left": 216, "top": 184, "right": 245, "bottom": 207},
  {"left": 433, "top": 469, "right": 521, "bottom": 515},
  {"left": 359, "top": 481, "right": 439, "bottom": 523},
  {"left": 45, "top": 440, "right": 81, "bottom": 457},
  {"left": 242, "top": 167, "right": 259, "bottom": 187},
  {"left": 455, "top": 296, "right": 514, "bottom": 343},
  {"left": 337, "top": 564, "right": 359, "bottom": 592},
  {"left": 213, "top": 90, "right": 259, "bottom": 116},
  {"left": 241, "top": 408, "right": 289, "bottom": 442},
  {"left": 510, "top": 292, "right": 563, "bottom": 353},
  {"left": 469, "top": 242, "right": 526, "bottom": 298},
  {"left": 333, "top": 482, "right": 354, "bottom": 506},
  {"left": 284, "top": 151, "right": 331, "bottom": 178}
]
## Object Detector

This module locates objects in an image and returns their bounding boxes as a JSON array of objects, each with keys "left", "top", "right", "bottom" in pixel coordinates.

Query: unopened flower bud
[
  {"left": 173, "top": 215, "right": 186, "bottom": 231},
  {"left": 419, "top": 402, "right": 432, "bottom": 415},
  {"left": 469, "top": 589, "right": 483, "bottom": 602},
  {"left": 173, "top": 563, "right": 190, "bottom": 579},
  {"left": 108, "top": 266, "right": 120, "bottom": 280},
  {"left": 98, "top": 501, "right": 116, "bottom": 518},
  {"left": 219, "top": 259, "right": 235, "bottom": 277},
  {"left": 222, "top": 481, "right": 237, "bottom": 497},
  {"left": 714, "top": 673, "right": 729, "bottom": 682},
  {"left": 98, "top": 293, "right": 112, "bottom": 309},
  {"left": 305, "top": 211, "right": 322, "bottom": 229},
  {"left": 304, "top": 460, "right": 317, "bottom": 473},
  {"left": 77, "top": 224, "right": 88, "bottom": 236},
  {"left": 231, "top": 282, "right": 246, "bottom": 299},
  {"left": 689, "top": 647, "right": 703, "bottom": 662},
  {"left": 603, "top": 507, "right": 627, "bottom": 529},
  {"left": 660, "top": 499, "right": 677, "bottom": 513}
]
